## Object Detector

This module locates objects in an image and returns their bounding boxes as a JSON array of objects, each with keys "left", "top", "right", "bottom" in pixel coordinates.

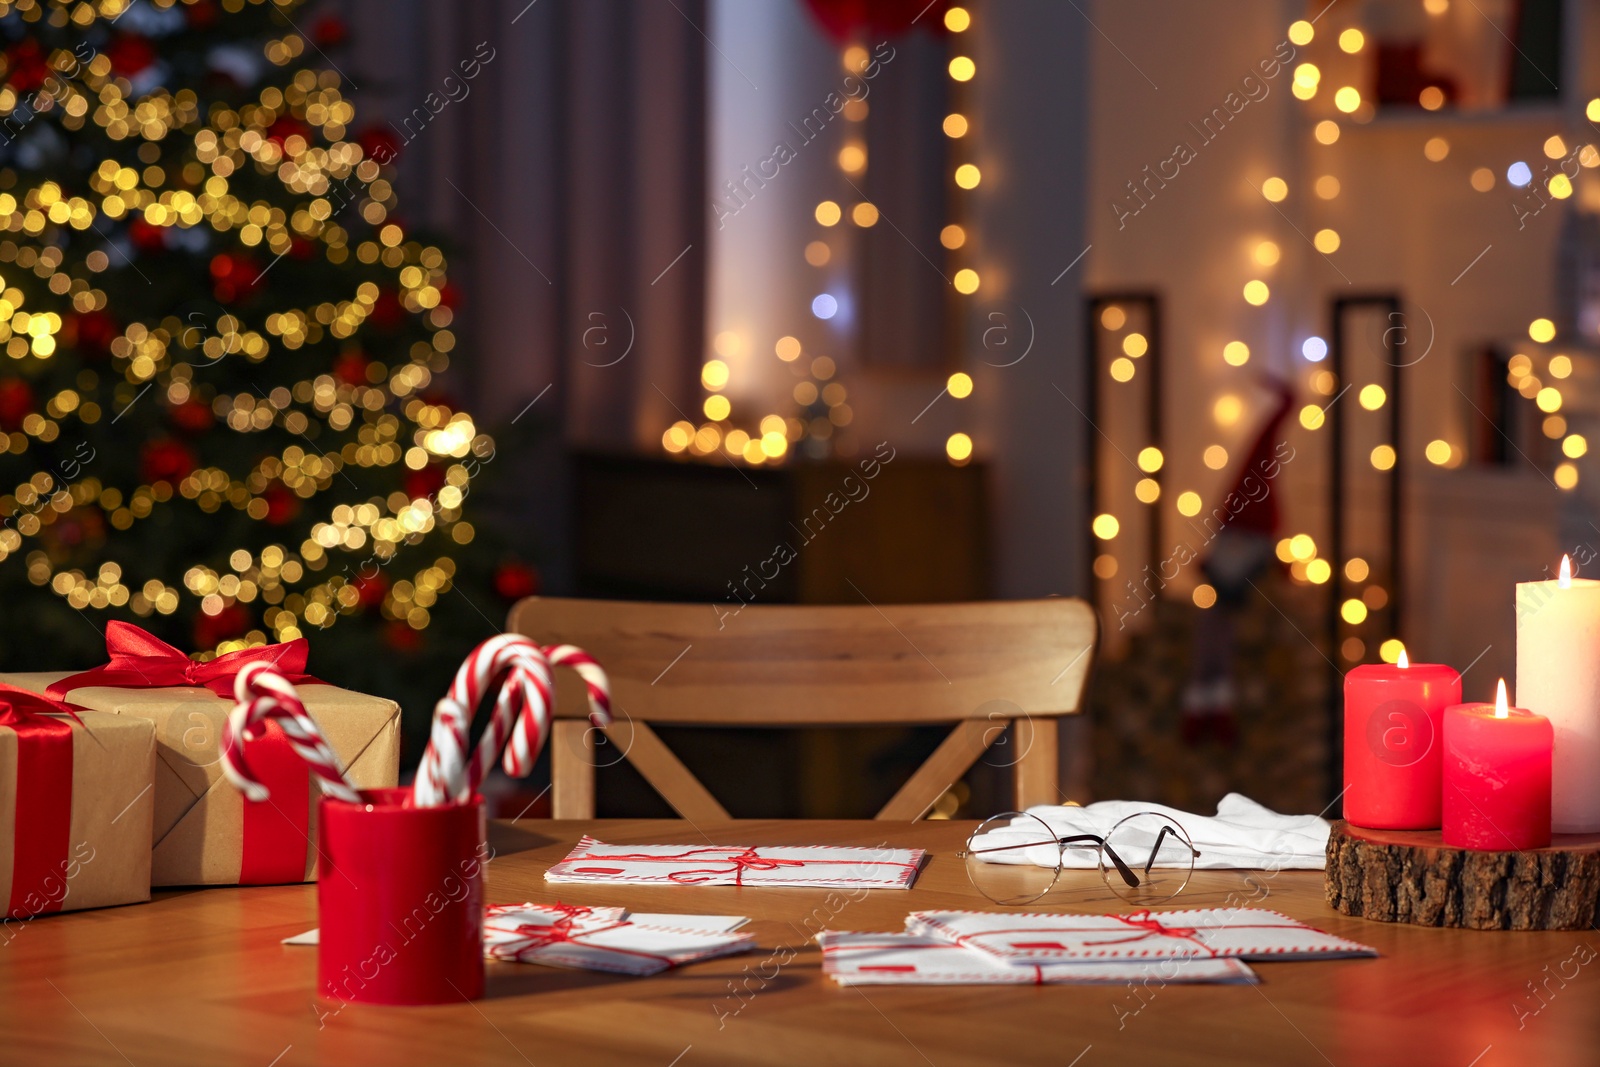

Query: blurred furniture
[
  {"left": 508, "top": 596, "right": 1096, "bottom": 820},
  {"left": 572, "top": 452, "right": 989, "bottom": 604}
]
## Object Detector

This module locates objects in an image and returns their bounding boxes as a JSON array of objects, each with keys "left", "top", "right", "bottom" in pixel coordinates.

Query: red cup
[{"left": 317, "top": 787, "right": 487, "bottom": 1005}]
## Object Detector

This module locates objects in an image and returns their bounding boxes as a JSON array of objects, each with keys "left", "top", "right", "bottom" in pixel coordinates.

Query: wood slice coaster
[{"left": 1324, "top": 821, "right": 1600, "bottom": 930}]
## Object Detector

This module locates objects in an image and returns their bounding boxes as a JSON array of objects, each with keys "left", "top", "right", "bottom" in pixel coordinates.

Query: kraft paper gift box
[
  {"left": 0, "top": 686, "right": 155, "bottom": 922},
  {"left": 0, "top": 622, "right": 400, "bottom": 887}
]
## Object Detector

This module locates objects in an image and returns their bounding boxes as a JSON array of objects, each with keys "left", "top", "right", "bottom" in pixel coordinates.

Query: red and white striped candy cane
[
  {"left": 221, "top": 661, "right": 360, "bottom": 804},
  {"left": 541, "top": 644, "right": 612, "bottom": 728},
  {"left": 414, "top": 635, "right": 552, "bottom": 807}
]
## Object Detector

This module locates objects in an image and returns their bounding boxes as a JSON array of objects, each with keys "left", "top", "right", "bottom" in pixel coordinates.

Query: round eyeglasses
[{"left": 957, "top": 810, "right": 1199, "bottom": 906}]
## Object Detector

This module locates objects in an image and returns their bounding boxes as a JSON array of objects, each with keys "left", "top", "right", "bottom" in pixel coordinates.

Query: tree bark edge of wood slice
[{"left": 1324, "top": 821, "right": 1600, "bottom": 930}]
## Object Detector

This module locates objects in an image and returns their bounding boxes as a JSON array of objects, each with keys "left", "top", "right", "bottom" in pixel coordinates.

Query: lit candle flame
[
  {"left": 1561, "top": 554, "right": 1573, "bottom": 589},
  {"left": 1495, "top": 678, "right": 1509, "bottom": 719},
  {"left": 1397, "top": 648, "right": 1409, "bottom": 668}
]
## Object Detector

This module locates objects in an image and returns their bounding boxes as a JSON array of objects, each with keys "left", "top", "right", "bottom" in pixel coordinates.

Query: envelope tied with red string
[
  {"left": 0, "top": 622, "right": 398, "bottom": 886},
  {"left": 545, "top": 836, "right": 926, "bottom": 890},
  {"left": 0, "top": 682, "right": 155, "bottom": 921}
]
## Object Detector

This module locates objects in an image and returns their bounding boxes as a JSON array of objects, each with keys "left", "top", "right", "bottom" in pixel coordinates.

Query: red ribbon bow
[
  {"left": 667, "top": 846, "right": 807, "bottom": 886},
  {"left": 1085, "top": 910, "right": 1212, "bottom": 954},
  {"left": 487, "top": 909, "right": 675, "bottom": 969},
  {"left": 45, "top": 620, "right": 322, "bottom": 702}
]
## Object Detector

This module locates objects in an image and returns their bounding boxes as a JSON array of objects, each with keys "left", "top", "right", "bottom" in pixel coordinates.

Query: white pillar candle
[{"left": 1516, "top": 555, "right": 1600, "bottom": 832}]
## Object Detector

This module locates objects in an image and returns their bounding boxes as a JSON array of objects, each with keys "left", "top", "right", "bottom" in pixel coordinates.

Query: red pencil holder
[{"left": 317, "top": 787, "right": 487, "bottom": 1005}]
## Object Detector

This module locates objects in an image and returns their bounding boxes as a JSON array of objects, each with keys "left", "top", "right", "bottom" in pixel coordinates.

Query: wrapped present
[
  {"left": 0, "top": 622, "right": 398, "bottom": 886},
  {"left": 0, "top": 684, "right": 155, "bottom": 922}
]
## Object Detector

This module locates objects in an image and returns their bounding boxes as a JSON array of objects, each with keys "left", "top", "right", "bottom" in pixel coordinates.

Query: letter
[
  {"left": 733, "top": 165, "right": 767, "bottom": 201},
  {"left": 1199, "top": 107, "right": 1230, "bottom": 139},
  {"left": 841, "top": 475, "right": 869, "bottom": 502},
  {"left": 756, "top": 153, "right": 781, "bottom": 181},
  {"left": 859, "top": 456, "right": 882, "bottom": 480},
  {"left": 1158, "top": 555, "right": 1181, "bottom": 583},
  {"left": 1139, "top": 164, "right": 1167, "bottom": 199},
  {"left": 773, "top": 542, "right": 797, "bottom": 566},
  {"left": 757, "top": 555, "right": 780, "bottom": 581},
  {"left": 1242, "top": 74, "right": 1269, "bottom": 103},
  {"left": 722, "top": 178, "right": 752, "bottom": 208},
  {"left": 800, "top": 508, "right": 829, "bottom": 540},
  {"left": 772, "top": 141, "right": 797, "bottom": 166},
  {"left": 801, "top": 106, "right": 834, "bottom": 138},
  {"left": 1157, "top": 155, "right": 1181, "bottom": 181},
  {"left": 873, "top": 41, "right": 896, "bottom": 63},
  {"left": 712, "top": 198, "right": 737, "bottom": 231},
  {"left": 442, "top": 75, "right": 470, "bottom": 103},
  {"left": 444, "top": 874, "right": 468, "bottom": 902},
  {"left": 713, "top": 1002, "right": 736, "bottom": 1030},
  {"left": 824, "top": 491, "right": 847, "bottom": 516},
  {"left": 1576, "top": 943, "right": 1597, "bottom": 965},
  {"left": 313, "top": 1000, "right": 337, "bottom": 1030},
  {"left": 742, "top": 563, "right": 769, "bottom": 591},
  {"left": 713, "top": 602, "right": 739, "bottom": 631},
  {"left": 457, "top": 56, "right": 482, "bottom": 81},
  {"left": 1173, "top": 142, "right": 1198, "bottom": 166},
  {"left": 1513, "top": 999, "right": 1537, "bottom": 1030},
  {"left": 875, "top": 440, "right": 897, "bottom": 462},
  {"left": 72, "top": 840, "right": 94, "bottom": 863},
  {"left": 756, "top": 954, "right": 784, "bottom": 980},
  {"left": 1224, "top": 492, "right": 1247, "bottom": 516},
  {"left": 1558, "top": 954, "right": 1582, "bottom": 981},
  {"left": 373, "top": 941, "right": 397, "bottom": 966},
  {"left": 842, "top": 75, "right": 866, "bottom": 100},
  {"left": 1200, "top": 510, "right": 1227, "bottom": 541},
  {"left": 1114, "top": 199, "right": 1138, "bottom": 231},
  {"left": 475, "top": 41, "right": 497, "bottom": 63},
  {"left": 1259, "top": 456, "right": 1281, "bottom": 480},
  {"left": 72, "top": 41, "right": 97, "bottom": 65},
  {"left": 1173, "top": 542, "right": 1196, "bottom": 566},
  {"left": 424, "top": 890, "right": 447, "bottom": 914},
  {"left": 1274, "top": 40, "right": 1296, "bottom": 64},
  {"left": 1223, "top": 91, "right": 1247, "bottom": 115},
  {"left": 820, "top": 93, "right": 845, "bottom": 118},
  {"left": 1114, "top": 1001, "right": 1138, "bottom": 1030},
  {"left": 774, "top": 942, "right": 798, "bottom": 965},
  {"left": 1274, "top": 440, "right": 1296, "bottom": 463},
  {"left": 1541, "top": 965, "right": 1567, "bottom": 997},
  {"left": 459, "top": 856, "right": 481, "bottom": 881},
  {"left": 397, "top": 907, "right": 430, "bottom": 942},
  {"left": 356, "top": 954, "right": 381, "bottom": 981},
  {"left": 1125, "top": 178, "right": 1149, "bottom": 207},
  {"left": 1258, "top": 57, "right": 1281, "bottom": 80},
  {"left": 1243, "top": 473, "right": 1269, "bottom": 502}
]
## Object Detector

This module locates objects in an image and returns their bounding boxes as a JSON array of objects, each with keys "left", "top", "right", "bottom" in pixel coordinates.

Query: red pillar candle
[
  {"left": 1443, "top": 680, "right": 1553, "bottom": 851},
  {"left": 1343, "top": 650, "right": 1462, "bottom": 829}
]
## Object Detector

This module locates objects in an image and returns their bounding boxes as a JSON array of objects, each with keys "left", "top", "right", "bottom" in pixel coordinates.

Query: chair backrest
[{"left": 507, "top": 596, "right": 1097, "bottom": 820}]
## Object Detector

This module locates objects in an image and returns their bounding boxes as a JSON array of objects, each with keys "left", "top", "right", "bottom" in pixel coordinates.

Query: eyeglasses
[{"left": 957, "top": 810, "right": 1200, "bottom": 906}]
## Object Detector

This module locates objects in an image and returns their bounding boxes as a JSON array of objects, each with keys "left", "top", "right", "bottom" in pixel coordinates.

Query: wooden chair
[{"left": 507, "top": 596, "right": 1098, "bottom": 820}]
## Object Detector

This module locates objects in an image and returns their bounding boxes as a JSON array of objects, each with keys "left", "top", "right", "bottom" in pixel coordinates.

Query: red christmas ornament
[
  {"left": 290, "top": 237, "right": 317, "bottom": 260},
  {"left": 333, "top": 351, "right": 370, "bottom": 386},
  {"left": 262, "top": 483, "right": 300, "bottom": 525},
  {"left": 5, "top": 39, "right": 50, "bottom": 93},
  {"left": 194, "top": 603, "right": 251, "bottom": 650},
  {"left": 369, "top": 287, "right": 404, "bottom": 330},
  {"left": 73, "top": 309, "right": 120, "bottom": 357},
  {"left": 168, "top": 398, "right": 213, "bottom": 433},
  {"left": 106, "top": 35, "right": 157, "bottom": 77},
  {"left": 266, "top": 116, "right": 311, "bottom": 147},
  {"left": 383, "top": 620, "right": 422, "bottom": 653},
  {"left": 209, "top": 251, "right": 261, "bottom": 303},
  {"left": 0, "top": 378, "right": 34, "bottom": 431},
  {"left": 404, "top": 464, "right": 445, "bottom": 501},
  {"left": 358, "top": 126, "right": 401, "bottom": 165},
  {"left": 352, "top": 569, "right": 389, "bottom": 609},
  {"left": 493, "top": 560, "right": 540, "bottom": 601},
  {"left": 802, "top": 0, "right": 945, "bottom": 42},
  {"left": 129, "top": 217, "right": 166, "bottom": 252},
  {"left": 140, "top": 438, "right": 196, "bottom": 484},
  {"left": 312, "top": 14, "right": 349, "bottom": 48}
]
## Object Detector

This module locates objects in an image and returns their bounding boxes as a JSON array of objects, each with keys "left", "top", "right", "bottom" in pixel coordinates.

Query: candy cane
[
  {"left": 221, "top": 661, "right": 360, "bottom": 804},
  {"left": 414, "top": 635, "right": 552, "bottom": 807},
  {"left": 541, "top": 644, "right": 612, "bottom": 727}
]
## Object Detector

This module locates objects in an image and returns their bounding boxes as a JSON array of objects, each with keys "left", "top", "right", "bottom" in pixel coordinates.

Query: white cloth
[{"left": 972, "top": 793, "right": 1329, "bottom": 871}]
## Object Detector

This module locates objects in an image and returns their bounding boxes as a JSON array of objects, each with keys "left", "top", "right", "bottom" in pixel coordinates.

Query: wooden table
[{"left": 4, "top": 820, "right": 1597, "bottom": 1066}]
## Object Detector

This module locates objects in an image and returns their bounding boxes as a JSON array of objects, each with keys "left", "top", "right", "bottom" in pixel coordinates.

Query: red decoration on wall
[
  {"left": 493, "top": 560, "right": 540, "bottom": 601},
  {"left": 106, "top": 35, "right": 156, "bottom": 77},
  {"left": 802, "top": 0, "right": 946, "bottom": 42},
  {"left": 5, "top": 39, "right": 50, "bottom": 93},
  {"left": 262, "top": 483, "right": 300, "bottom": 526},
  {"left": 140, "top": 438, "right": 196, "bottom": 485}
]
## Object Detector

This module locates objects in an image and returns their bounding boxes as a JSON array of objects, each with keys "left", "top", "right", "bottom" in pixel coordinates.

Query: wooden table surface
[{"left": 3, "top": 819, "right": 1597, "bottom": 1067}]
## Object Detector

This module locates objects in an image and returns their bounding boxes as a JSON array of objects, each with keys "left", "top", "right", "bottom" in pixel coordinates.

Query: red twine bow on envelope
[
  {"left": 1083, "top": 911, "right": 1211, "bottom": 954},
  {"left": 44, "top": 622, "right": 322, "bottom": 886},
  {"left": 562, "top": 841, "right": 917, "bottom": 886},
  {"left": 44, "top": 620, "right": 323, "bottom": 701},
  {"left": 485, "top": 911, "right": 676, "bottom": 969},
  {"left": 0, "top": 684, "right": 82, "bottom": 920}
]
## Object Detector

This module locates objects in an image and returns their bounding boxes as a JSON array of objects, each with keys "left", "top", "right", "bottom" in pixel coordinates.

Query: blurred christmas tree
[{"left": 0, "top": 0, "right": 535, "bottom": 762}]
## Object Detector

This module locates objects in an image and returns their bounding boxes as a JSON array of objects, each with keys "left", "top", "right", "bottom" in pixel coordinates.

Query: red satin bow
[
  {"left": 45, "top": 620, "right": 322, "bottom": 701},
  {"left": 0, "top": 682, "right": 81, "bottom": 726}
]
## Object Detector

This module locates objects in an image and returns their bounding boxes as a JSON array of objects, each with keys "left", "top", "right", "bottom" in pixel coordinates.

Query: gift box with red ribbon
[
  {"left": 0, "top": 622, "right": 399, "bottom": 887},
  {"left": 0, "top": 684, "right": 155, "bottom": 922}
]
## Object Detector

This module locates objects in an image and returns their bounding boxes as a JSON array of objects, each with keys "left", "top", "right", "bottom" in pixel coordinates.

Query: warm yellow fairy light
[
  {"left": 1537, "top": 387, "right": 1563, "bottom": 413},
  {"left": 1261, "top": 177, "right": 1288, "bottom": 202},
  {"left": 1289, "top": 534, "right": 1316, "bottom": 561},
  {"left": 1425, "top": 439, "right": 1453, "bottom": 465},
  {"left": 1371, "top": 444, "right": 1396, "bottom": 470},
  {"left": 1549, "top": 174, "right": 1573, "bottom": 199},
  {"left": 1092, "top": 513, "right": 1120, "bottom": 539},
  {"left": 953, "top": 269, "right": 981, "bottom": 294},
  {"left": 1288, "top": 20, "right": 1314, "bottom": 45},
  {"left": 1214, "top": 394, "right": 1243, "bottom": 426},
  {"left": 943, "top": 113, "right": 969, "bottom": 138},
  {"left": 945, "top": 6, "right": 971, "bottom": 32},
  {"left": 1550, "top": 354, "right": 1572, "bottom": 378},
  {"left": 1315, "top": 175, "right": 1341, "bottom": 199},
  {"left": 1335, "top": 87, "right": 1361, "bottom": 113},
  {"left": 851, "top": 202, "right": 880, "bottom": 226},
  {"left": 1342, "top": 599, "right": 1369, "bottom": 625},
  {"left": 1556, "top": 463, "right": 1580, "bottom": 490},
  {"left": 1109, "top": 357, "right": 1136, "bottom": 382},
  {"left": 1424, "top": 137, "right": 1449, "bottom": 162},
  {"left": 1563, "top": 434, "right": 1587, "bottom": 458},
  {"left": 1243, "top": 280, "right": 1270, "bottom": 305},
  {"left": 838, "top": 143, "right": 866, "bottom": 173},
  {"left": 1359, "top": 384, "right": 1386, "bottom": 410},
  {"left": 1193, "top": 584, "right": 1217, "bottom": 609},
  {"left": 1223, "top": 341, "right": 1250, "bottom": 366},
  {"left": 1339, "top": 28, "right": 1365, "bottom": 52},
  {"left": 1306, "top": 559, "right": 1332, "bottom": 584},
  {"left": 954, "top": 164, "right": 982, "bottom": 189},
  {"left": 703, "top": 394, "right": 731, "bottom": 421},
  {"left": 1122, "top": 333, "right": 1149, "bottom": 357},
  {"left": 1530, "top": 318, "right": 1556, "bottom": 343},
  {"left": 701, "top": 360, "right": 730, "bottom": 390},
  {"left": 776, "top": 336, "right": 802, "bottom": 361},
  {"left": 1137, "top": 446, "right": 1164, "bottom": 472},
  {"left": 1101, "top": 306, "right": 1126, "bottom": 330},
  {"left": 1254, "top": 241, "right": 1281, "bottom": 266},
  {"left": 1315, "top": 120, "right": 1341, "bottom": 145},
  {"left": 1314, "top": 229, "right": 1341, "bottom": 253},
  {"left": 941, "top": 225, "right": 966, "bottom": 249},
  {"left": 1418, "top": 86, "right": 1445, "bottom": 111},
  {"left": 1176, "top": 491, "right": 1202, "bottom": 517},
  {"left": 1135, "top": 478, "right": 1161, "bottom": 504},
  {"left": 949, "top": 56, "right": 976, "bottom": 82},
  {"left": 1300, "top": 404, "right": 1326, "bottom": 430},
  {"left": 1544, "top": 135, "right": 1568, "bottom": 160},
  {"left": 948, "top": 372, "right": 974, "bottom": 399},
  {"left": 1203, "top": 445, "right": 1229, "bottom": 470}
]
